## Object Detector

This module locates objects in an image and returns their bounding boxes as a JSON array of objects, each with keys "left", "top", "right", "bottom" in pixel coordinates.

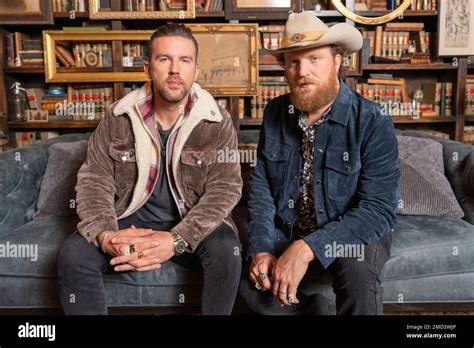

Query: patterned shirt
[{"left": 296, "top": 108, "right": 330, "bottom": 237}]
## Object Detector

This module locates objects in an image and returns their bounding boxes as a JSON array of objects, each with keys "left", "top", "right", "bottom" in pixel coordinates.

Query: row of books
[
  {"left": 250, "top": 77, "right": 289, "bottom": 119},
  {"left": 355, "top": 81, "right": 452, "bottom": 117},
  {"left": 354, "top": 0, "right": 436, "bottom": 11},
  {"left": 25, "top": 85, "right": 114, "bottom": 121},
  {"left": 123, "top": 42, "right": 148, "bottom": 67},
  {"left": 53, "top": 0, "right": 88, "bottom": 12},
  {"left": 361, "top": 23, "right": 431, "bottom": 60},
  {"left": 98, "top": 0, "right": 222, "bottom": 12},
  {"left": 13, "top": 132, "right": 59, "bottom": 148},
  {"left": 258, "top": 25, "right": 285, "bottom": 51},
  {"left": 5, "top": 33, "right": 43, "bottom": 67},
  {"left": 55, "top": 43, "right": 113, "bottom": 68},
  {"left": 466, "top": 76, "right": 474, "bottom": 115}
]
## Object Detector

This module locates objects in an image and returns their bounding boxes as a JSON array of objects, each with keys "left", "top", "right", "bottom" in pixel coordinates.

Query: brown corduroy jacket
[{"left": 74, "top": 82, "right": 242, "bottom": 251}]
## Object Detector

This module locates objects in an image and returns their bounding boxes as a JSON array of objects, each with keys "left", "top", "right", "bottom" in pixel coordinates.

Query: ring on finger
[
  {"left": 129, "top": 244, "right": 136, "bottom": 253},
  {"left": 258, "top": 272, "right": 268, "bottom": 281},
  {"left": 255, "top": 282, "right": 262, "bottom": 290},
  {"left": 138, "top": 251, "right": 144, "bottom": 259}
]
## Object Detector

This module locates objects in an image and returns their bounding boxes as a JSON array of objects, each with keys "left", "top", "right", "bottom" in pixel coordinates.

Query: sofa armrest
[
  {"left": 0, "top": 145, "right": 48, "bottom": 236},
  {"left": 461, "top": 152, "right": 474, "bottom": 224}
]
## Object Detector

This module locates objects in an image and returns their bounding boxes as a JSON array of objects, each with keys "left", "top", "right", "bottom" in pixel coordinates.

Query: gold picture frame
[
  {"left": 88, "top": 0, "right": 195, "bottom": 19},
  {"left": 331, "top": 0, "right": 411, "bottom": 25},
  {"left": 0, "top": 0, "right": 53, "bottom": 25},
  {"left": 43, "top": 25, "right": 259, "bottom": 96}
]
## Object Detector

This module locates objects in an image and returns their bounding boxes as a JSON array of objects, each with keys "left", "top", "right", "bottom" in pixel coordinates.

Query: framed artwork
[
  {"left": 225, "top": 0, "right": 301, "bottom": 20},
  {"left": 438, "top": 0, "right": 474, "bottom": 56},
  {"left": 342, "top": 51, "right": 362, "bottom": 76},
  {"left": 43, "top": 26, "right": 258, "bottom": 96},
  {"left": 0, "top": 0, "right": 53, "bottom": 25},
  {"left": 26, "top": 109, "right": 49, "bottom": 122},
  {"left": 190, "top": 24, "right": 259, "bottom": 96},
  {"left": 89, "top": 0, "right": 196, "bottom": 19}
]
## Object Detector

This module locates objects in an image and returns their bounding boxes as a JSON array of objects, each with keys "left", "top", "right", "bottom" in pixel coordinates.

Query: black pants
[
  {"left": 239, "top": 233, "right": 392, "bottom": 315},
  {"left": 57, "top": 220, "right": 242, "bottom": 315}
]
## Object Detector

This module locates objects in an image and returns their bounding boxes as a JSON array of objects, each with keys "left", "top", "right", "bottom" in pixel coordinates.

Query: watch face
[{"left": 174, "top": 240, "right": 186, "bottom": 255}]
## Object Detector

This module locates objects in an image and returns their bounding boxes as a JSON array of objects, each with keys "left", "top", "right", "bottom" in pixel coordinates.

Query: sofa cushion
[
  {"left": 397, "top": 136, "right": 464, "bottom": 218},
  {"left": 382, "top": 215, "right": 474, "bottom": 303},
  {"left": 0, "top": 215, "right": 201, "bottom": 287},
  {"left": 34, "top": 140, "right": 88, "bottom": 218}
]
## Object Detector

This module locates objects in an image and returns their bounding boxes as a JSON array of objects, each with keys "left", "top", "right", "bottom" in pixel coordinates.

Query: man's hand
[
  {"left": 272, "top": 239, "right": 315, "bottom": 306},
  {"left": 249, "top": 252, "right": 277, "bottom": 291},
  {"left": 109, "top": 228, "right": 175, "bottom": 272},
  {"left": 99, "top": 227, "right": 156, "bottom": 258}
]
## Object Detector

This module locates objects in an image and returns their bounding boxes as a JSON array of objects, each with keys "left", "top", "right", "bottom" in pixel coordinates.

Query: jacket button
[
  {"left": 316, "top": 179, "right": 321, "bottom": 185},
  {"left": 271, "top": 154, "right": 276, "bottom": 159},
  {"left": 197, "top": 160, "right": 202, "bottom": 165},
  {"left": 317, "top": 148, "right": 323, "bottom": 154},
  {"left": 193, "top": 235, "right": 199, "bottom": 241},
  {"left": 345, "top": 165, "right": 352, "bottom": 172},
  {"left": 318, "top": 209, "right": 324, "bottom": 214},
  {"left": 296, "top": 147, "right": 301, "bottom": 151},
  {"left": 292, "top": 175, "right": 298, "bottom": 181},
  {"left": 86, "top": 232, "right": 90, "bottom": 237}
]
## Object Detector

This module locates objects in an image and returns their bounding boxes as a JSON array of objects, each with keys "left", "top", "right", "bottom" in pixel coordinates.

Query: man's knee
[
  {"left": 57, "top": 232, "right": 105, "bottom": 279},
  {"left": 198, "top": 223, "right": 242, "bottom": 267}
]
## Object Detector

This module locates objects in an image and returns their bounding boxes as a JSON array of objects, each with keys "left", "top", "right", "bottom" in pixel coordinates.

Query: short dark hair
[
  {"left": 278, "top": 44, "right": 346, "bottom": 79},
  {"left": 147, "top": 23, "right": 199, "bottom": 61}
]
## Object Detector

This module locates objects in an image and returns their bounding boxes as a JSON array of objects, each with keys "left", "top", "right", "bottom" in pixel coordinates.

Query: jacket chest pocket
[
  {"left": 324, "top": 149, "right": 361, "bottom": 203},
  {"left": 262, "top": 139, "right": 291, "bottom": 189},
  {"left": 181, "top": 149, "right": 217, "bottom": 196},
  {"left": 109, "top": 141, "right": 137, "bottom": 189}
]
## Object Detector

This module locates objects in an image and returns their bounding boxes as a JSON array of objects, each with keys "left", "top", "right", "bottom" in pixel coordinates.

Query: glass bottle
[{"left": 9, "top": 82, "right": 27, "bottom": 122}]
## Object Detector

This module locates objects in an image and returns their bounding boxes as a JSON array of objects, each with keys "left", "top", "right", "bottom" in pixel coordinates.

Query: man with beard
[
  {"left": 240, "top": 12, "right": 400, "bottom": 315},
  {"left": 57, "top": 23, "right": 243, "bottom": 315}
]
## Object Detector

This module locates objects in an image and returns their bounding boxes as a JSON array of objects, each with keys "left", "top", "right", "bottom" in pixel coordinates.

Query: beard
[
  {"left": 289, "top": 69, "right": 339, "bottom": 113},
  {"left": 154, "top": 75, "right": 191, "bottom": 103}
]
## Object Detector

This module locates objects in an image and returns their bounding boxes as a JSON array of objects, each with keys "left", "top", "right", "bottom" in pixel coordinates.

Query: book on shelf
[
  {"left": 54, "top": 43, "right": 112, "bottom": 68},
  {"left": 4, "top": 32, "right": 44, "bottom": 67},
  {"left": 258, "top": 25, "right": 285, "bottom": 50},
  {"left": 53, "top": 0, "right": 88, "bottom": 12},
  {"left": 123, "top": 42, "right": 149, "bottom": 67},
  {"left": 466, "top": 76, "right": 474, "bottom": 115},
  {"left": 465, "top": 126, "right": 474, "bottom": 144},
  {"left": 118, "top": 0, "right": 208, "bottom": 11},
  {"left": 361, "top": 24, "right": 432, "bottom": 62}
]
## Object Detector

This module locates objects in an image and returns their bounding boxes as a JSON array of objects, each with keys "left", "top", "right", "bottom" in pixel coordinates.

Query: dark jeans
[
  {"left": 57, "top": 220, "right": 241, "bottom": 315},
  {"left": 239, "top": 233, "right": 392, "bottom": 315}
]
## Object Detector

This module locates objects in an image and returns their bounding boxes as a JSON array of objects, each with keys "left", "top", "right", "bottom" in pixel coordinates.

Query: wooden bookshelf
[
  {"left": 53, "top": 12, "right": 89, "bottom": 18},
  {"left": 355, "top": 10, "right": 437, "bottom": 17},
  {"left": 196, "top": 11, "right": 225, "bottom": 17},
  {"left": 362, "top": 63, "right": 457, "bottom": 71},
  {"left": 3, "top": 66, "right": 45, "bottom": 74},
  {"left": 466, "top": 116, "right": 474, "bottom": 123},
  {"left": 8, "top": 121, "right": 100, "bottom": 129},
  {"left": 391, "top": 116, "right": 457, "bottom": 124}
]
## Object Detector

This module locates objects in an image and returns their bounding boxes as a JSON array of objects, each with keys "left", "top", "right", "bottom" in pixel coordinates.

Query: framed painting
[
  {"left": 189, "top": 24, "right": 259, "bottom": 96},
  {"left": 89, "top": 0, "right": 196, "bottom": 19},
  {"left": 225, "top": 0, "right": 301, "bottom": 20},
  {"left": 0, "top": 0, "right": 53, "bottom": 25},
  {"left": 438, "top": 0, "right": 474, "bottom": 56}
]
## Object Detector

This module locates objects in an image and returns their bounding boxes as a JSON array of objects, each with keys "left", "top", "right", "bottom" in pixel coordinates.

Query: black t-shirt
[{"left": 120, "top": 122, "right": 181, "bottom": 225}]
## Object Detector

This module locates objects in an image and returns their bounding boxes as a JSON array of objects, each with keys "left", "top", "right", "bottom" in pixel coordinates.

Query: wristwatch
[{"left": 170, "top": 232, "right": 186, "bottom": 256}]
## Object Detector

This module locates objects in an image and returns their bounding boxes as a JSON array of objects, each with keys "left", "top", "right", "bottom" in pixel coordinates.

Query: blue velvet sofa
[{"left": 0, "top": 130, "right": 473, "bottom": 314}]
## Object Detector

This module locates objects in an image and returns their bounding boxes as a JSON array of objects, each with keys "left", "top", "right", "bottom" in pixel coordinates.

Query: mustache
[
  {"left": 166, "top": 76, "right": 184, "bottom": 84},
  {"left": 296, "top": 77, "right": 319, "bottom": 86}
]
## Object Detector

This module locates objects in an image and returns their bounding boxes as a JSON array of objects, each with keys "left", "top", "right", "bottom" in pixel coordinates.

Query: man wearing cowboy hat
[{"left": 240, "top": 12, "right": 400, "bottom": 314}]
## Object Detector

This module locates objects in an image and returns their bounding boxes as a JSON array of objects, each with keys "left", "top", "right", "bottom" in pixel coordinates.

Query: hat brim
[{"left": 268, "top": 23, "right": 363, "bottom": 58}]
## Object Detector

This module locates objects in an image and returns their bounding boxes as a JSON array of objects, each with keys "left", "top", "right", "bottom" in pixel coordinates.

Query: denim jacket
[{"left": 247, "top": 81, "right": 400, "bottom": 268}]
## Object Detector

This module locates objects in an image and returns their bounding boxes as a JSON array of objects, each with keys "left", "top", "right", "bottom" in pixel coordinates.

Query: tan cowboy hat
[{"left": 270, "top": 11, "right": 363, "bottom": 56}]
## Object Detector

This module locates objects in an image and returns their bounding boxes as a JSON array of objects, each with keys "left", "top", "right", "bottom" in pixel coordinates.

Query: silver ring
[
  {"left": 279, "top": 290, "right": 288, "bottom": 294},
  {"left": 255, "top": 282, "right": 262, "bottom": 290},
  {"left": 258, "top": 272, "right": 268, "bottom": 281}
]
